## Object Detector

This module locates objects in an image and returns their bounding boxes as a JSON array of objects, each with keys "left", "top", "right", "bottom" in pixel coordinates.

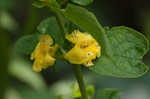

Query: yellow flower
[
  {"left": 64, "top": 30, "right": 101, "bottom": 67},
  {"left": 31, "top": 34, "right": 58, "bottom": 72}
]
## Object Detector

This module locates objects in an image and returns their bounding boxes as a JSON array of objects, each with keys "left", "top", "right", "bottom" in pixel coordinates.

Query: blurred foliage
[
  {"left": 15, "top": 35, "right": 39, "bottom": 55},
  {"left": 0, "top": 0, "right": 14, "bottom": 9},
  {"left": 8, "top": 58, "right": 47, "bottom": 91},
  {"left": 0, "top": 30, "right": 9, "bottom": 99},
  {"left": 0, "top": 11, "right": 18, "bottom": 31},
  {"left": 72, "top": 84, "right": 95, "bottom": 99},
  {"left": 71, "top": 0, "right": 93, "bottom": 6},
  {"left": 95, "top": 88, "right": 121, "bottom": 99}
]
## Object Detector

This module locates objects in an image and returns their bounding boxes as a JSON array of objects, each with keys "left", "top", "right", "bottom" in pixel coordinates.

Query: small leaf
[
  {"left": 15, "top": 35, "right": 39, "bottom": 55},
  {"left": 37, "top": 17, "right": 65, "bottom": 47},
  {"left": 71, "top": 0, "right": 93, "bottom": 6},
  {"left": 96, "top": 88, "right": 121, "bottom": 99},
  {"left": 32, "top": 1, "right": 46, "bottom": 8},
  {"left": 62, "top": 4, "right": 149, "bottom": 78}
]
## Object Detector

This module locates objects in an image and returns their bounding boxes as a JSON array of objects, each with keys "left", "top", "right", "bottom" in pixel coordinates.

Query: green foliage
[
  {"left": 32, "top": 0, "right": 60, "bottom": 9},
  {"left": 62, "top": 4, "right": 110, "bottom": 55},
  {"left": 86, "top": 85, "right": 95, "bottom": 99},
  {"left": 32, "top": 1, "right": 47, "bottom": 8},
  {"left": 0, "top": 11, "right": 18, "bottom": 31},
  {"left": 91, "top": 27, "right": 149, "bottom": 78},
  {"left": 95, "top": 88, "right": 121, "bottom": 99},
  {"left": 72, "top": 84, "right": 95, "bottom": 99},
  {"left": 57, "top": 0, "right": 68, "bottom": 6},
  {"left": 13, "top": 1, "right": 150, "bottom": 99},
  {"left": 15, "top": 35, "right": 39, "bottom": 55},
  {"left": 71, "top": 0, "right": 93, "bottom": 6},
  {"left": 37, "top": 17, "right": 65, "bottom": 47},
  {"left": 15, "top": 17, "right": 65, "bottom": 55},
  {"left": 19, "top": 88, "right": 57, "bottom": 99},
  {"left": 9, "top": 58, "right": 47, "bottom": 91},
  {"left": 62, "top": 4, "right": 149, "bottom": 78},
  {"left": 48, "top": 0, "right": 60, "bottom": 8},
  {"left": 0, "top": 0, "right": 13, "bottom": 9}
]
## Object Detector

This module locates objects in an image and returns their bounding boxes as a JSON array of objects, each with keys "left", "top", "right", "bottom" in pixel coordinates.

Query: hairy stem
[{"left": 73, "top": 65, "right": 88, "bottom": 99}]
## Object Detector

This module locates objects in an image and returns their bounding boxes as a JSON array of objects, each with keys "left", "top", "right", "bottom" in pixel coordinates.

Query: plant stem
[
  {"left": 73, "top": 65, "right": 88, "bottom": 99},
  {"left": 54, "top": 11, "right": 66, "bottom": 34},
  {"left": 49, "top": 6, "right": 67, "bottom": 35},
  {"left": 49, "top": 6, "right": 88, "bottom": 99}
]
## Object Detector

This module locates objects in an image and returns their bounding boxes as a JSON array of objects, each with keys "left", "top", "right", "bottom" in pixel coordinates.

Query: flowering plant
[{"left": 15, "top": 0, "right": 149, "bottom": 99}]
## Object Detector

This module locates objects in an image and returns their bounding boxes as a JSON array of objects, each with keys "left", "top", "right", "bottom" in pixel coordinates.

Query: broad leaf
[
  {"left": 37, "top": 17, "right": 65, "bottom": 47},
  {"left": 96, "top": 88, "right": 121, "bottom": 99},
  {"left": 62, "top": 4, "right": 149, "bottom": 78},
  {"left": 71, "top": 0, "right": 93, "bottom": 6},
  {"left": 91, "top": 27, "right": 149, "bottom": 78},
  {"left": 15, "top": 35, "right": 39, "bottom": 55}
]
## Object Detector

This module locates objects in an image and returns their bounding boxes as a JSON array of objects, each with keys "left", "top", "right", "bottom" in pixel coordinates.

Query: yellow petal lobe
[
  {"left": 65, "top": 30, "right": 101, "bottom": 67},
  {"left": 31, "top": 34, "right": 58, "bottom": 72}
]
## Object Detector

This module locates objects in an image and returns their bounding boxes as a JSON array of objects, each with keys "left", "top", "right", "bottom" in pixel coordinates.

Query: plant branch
[
  {"left": 48, "top": 6, "right": 67, "bottom": 35},
  {"left": 73, "top": 65, "right": 88, "bottom": 99},
  {"left": 54, "top": 11, "right": 66, "bottom": 34},
  {"left": 48, "top": 6, "right": 88, "bottom": 99}
]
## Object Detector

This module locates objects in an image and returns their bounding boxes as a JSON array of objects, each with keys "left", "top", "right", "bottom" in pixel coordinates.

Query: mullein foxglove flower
[
  {"left": 31, "top": 34, "right": 58, "bottom": 72},
  {"left": 65, "top": 30, "right": 101, "bottom": 67}
]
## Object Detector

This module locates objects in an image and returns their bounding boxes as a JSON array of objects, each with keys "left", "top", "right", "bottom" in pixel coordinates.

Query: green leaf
[
  {"left": 96, "top": 88, "right": 121, "bottom": 99},
  {"left": 37, "top": 17, "right": 65, "bottom": 47},
  {"left": 15, "top": 35, "right": 39, "bottom": 55},
  {"left": 91, "top": 26, "right": 149, "bottom": 78},
  {"left": 32, "top": 1, "right": 46, "bottom": 8},
  {"left": 62, "top": 4, "right": 149, "bottom": 78},
  {"left": 71, "top": 0, "right": 93, "bottom": 6}
]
